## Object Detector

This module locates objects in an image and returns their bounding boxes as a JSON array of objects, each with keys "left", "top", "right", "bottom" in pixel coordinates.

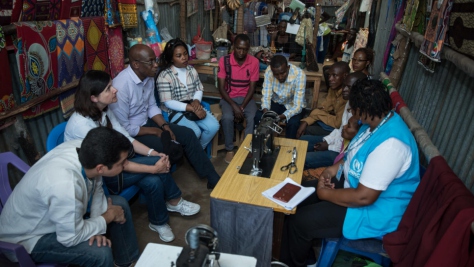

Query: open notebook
[{"left": 262, "top": 178, "right": 315, "bottom": 210}]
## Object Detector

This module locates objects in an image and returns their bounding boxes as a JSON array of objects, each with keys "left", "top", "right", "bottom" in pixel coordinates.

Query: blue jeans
[
  {"left": 300, "top": 135, "right": 339, "bottom": 169},
  {"left": 169, "top": 109, "right": 219, "bottom": 149},
  {"left": 103, "top": 156, "right": 181, "bottom": 225},
  {"left": 30, "top": 195, "right": 139, "bottom": 267},
  {"left": 134, "top": 120, "right": 220, "bottom": 187},
  {"left": 254, "top": 101, "right": 304, "bottom": 139}
]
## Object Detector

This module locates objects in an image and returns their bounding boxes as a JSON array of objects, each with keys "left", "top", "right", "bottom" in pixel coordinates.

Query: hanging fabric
[
  {"left": 82, "top": 16, "right": 110, "bottom": 73},
  {"left": 117, "top": 0, "right": 138, "bottom": 29},
  {"left": 59, "top": 0, "right": 82, "bottom": 19},
  {"left": 106, "top": 26, "right": 125, "bottom": 79},
  {"left": 81, "top": 0, "right": 105, "bottom": 17},
  {"left": 14, "top": 21, "right": 60, "bottom": 118},
  {"left": 19, "top": 0, "right": 62, "bottom": 21},
  {"left": 55, "top": 18, "right": 84, "bottom": 118},
  {"left": 204, "top": 0, "right": 215, "bottom": 11},
  {"left": 447, "top": 0, "right": 474, "bottom": 59},
  {"left": 0, "top": 25, "right": 16, "bottom": 114},
  {"left": 419, "top": 0, "right": 454, "bottom": 62},
  {"left": 296, "top": 18, "right": 313, "bottom": 46},
  {"left": 105, "top": 0, "right": 121, "bottom": 26},
  {"left": 0, "top": 0, "right": 13, "bottom": 26}
]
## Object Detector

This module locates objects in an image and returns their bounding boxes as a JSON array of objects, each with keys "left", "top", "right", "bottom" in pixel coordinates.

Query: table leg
[
  {"left": 272, "top": 211, "right": 286, "bottom": 260},
  {"left": 311, "top": 77, "right": 322, "bottom": 110}
]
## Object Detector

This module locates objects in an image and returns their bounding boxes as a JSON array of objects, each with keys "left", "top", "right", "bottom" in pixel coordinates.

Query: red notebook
[{"left": 272, "top": 183, "right": 301, "bottom": 203}]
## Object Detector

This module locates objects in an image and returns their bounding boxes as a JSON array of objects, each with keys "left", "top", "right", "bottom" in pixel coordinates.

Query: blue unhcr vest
[{"left": 343, "top": 113, "right": 420, "bottom": 239}]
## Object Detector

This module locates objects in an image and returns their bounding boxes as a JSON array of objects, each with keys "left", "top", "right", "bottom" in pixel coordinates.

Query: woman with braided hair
[{"left": 281, "top": 79, "right": 420, "bottom": 267}]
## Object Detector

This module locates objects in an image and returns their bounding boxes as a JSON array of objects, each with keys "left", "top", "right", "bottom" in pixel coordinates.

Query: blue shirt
[{"left": 110, "top": 66, "right": 162, "bottom": 137}]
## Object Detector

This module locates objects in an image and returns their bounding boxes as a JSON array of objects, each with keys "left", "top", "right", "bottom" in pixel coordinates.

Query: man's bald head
[{"left": 129, "top": 44, "right": 158, "bottom": 80}]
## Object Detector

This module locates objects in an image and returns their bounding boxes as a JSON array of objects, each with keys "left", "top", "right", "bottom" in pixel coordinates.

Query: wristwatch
[{"left": 160, "top": 123, "right": 169, "bottom": 130}]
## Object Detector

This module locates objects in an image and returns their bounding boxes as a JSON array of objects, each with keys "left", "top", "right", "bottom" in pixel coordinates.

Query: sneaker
[
  {"left": 166, "top": 198, "right": 200, "bottom": 216},
  {"left": 149, "top": 223, "right": 175, "bottom": 242},
  {"left": 225, "top": 151, "right": 234, "bottom": 163}
]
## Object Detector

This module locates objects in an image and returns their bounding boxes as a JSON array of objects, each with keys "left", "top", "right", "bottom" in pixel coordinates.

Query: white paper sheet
[
  {"left": 262, "top": 178, "right": 315, "bottom": 210},
  {"left": 285, "top": 23, "right": 300, "bottom": 35}
]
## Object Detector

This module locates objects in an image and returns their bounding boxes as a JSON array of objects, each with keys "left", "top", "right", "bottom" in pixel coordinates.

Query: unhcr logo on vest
[{"left": 349, "top": 159, "right": 364, "bottom": 178}]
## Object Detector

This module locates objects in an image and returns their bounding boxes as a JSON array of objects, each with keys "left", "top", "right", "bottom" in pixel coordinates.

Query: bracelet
[
  {"left": 147, "top": 148, "right": 154, "bottom": 157},
  {"left": 160, "top": 123, "right": 169, "bottom": 130}
]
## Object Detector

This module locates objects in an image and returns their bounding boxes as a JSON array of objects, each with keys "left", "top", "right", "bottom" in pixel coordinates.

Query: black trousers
[
  {"left": 280, "top": 179, "right": 347, "bottom": 267},
  {"left": 135, "top": 119, "right": 220, "bottom": 186}
]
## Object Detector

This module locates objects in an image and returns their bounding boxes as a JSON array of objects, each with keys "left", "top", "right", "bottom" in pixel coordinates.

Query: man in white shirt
[
  {"left": 300, "top": 71, "right": 367, "bottom": 169},
  {"left": 0, "top": 127, "right": 139, "bottom": 267}
]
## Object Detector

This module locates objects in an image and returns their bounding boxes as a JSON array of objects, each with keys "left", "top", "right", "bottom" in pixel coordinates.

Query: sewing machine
[
  {"left": 176, "top": 225, "right": 220, "bottom": 267},
  {"left": 238, "top": 111, "right": 283, "bottom": 178}
]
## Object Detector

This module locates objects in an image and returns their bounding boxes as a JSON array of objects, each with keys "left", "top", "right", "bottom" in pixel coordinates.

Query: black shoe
[{"left": 207, "top": 182, "right": 216, "bottom": 190}]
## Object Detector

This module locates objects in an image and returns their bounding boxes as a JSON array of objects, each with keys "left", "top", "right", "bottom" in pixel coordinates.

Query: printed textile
[
  {"left": 81, "top": 0, "right": 105, "bottom": 17},
  {"left": 15, "top": 21, "right": 59, "bottom": 118},
  {"left": 0, "top": 0, "right": 13, "bottom": 25},
  {"left": 0, "top": 25, "right": 15, "bottom": 114},
  {"left": 400, "top": 0, "right": 421, "bottom": 33},
  {"left": 419, "top": 0, "right": 454, "bottom": 62},
  {"left": 117, "top": 0, "right": 137, "bottom": 29},
  {"left": 105, "top": 0, "right": 121, "bottom": 26},
  {"left": 20, "top": 0, "right": 61, "bottom": 21},
  {"left": 59, "top": 0, "right": 82, "bottom": 19},
  {"left": 55, "top": 18, "right": 84, "bottom": 118},
  {"left": 447, "top": 0, "right": 474, "bottom": 59},
  {"left": 82, "top": 16, "right": 109, "bottom": 73},
  {"left": 106, "top": 26, "right": 124, "bottom": 78}
]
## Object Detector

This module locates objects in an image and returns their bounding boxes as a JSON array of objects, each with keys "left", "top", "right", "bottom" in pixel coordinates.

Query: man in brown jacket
[{"left": 296, "top": 62, "right": 350, "bottom": 138}]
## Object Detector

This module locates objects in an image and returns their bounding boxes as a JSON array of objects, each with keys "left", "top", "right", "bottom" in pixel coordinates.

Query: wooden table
[
  {"left": 190, "top": 60, "right": 324, "bottom": 109},
  {"left": 210, "top": 135, "right": 308, "bottom": 260}
]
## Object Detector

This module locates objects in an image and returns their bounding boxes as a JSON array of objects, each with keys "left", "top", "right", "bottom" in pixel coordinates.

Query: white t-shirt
[
  {"left": 64, "top": 110, "right": 135, "bottom": 143},
  {"left": 343, "top": 128, "right": 412, "bottom": 191}
]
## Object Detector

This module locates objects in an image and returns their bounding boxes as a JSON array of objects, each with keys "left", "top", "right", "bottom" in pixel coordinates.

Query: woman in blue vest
[{"left": 281, "top": 79, "right": 420, "bottom": 267}]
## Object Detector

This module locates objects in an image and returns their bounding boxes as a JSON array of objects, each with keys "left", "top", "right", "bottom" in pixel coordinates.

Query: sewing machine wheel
[
  {"left": 185, "top": 224, "right": 218, "bottom": 251},
  {"left": 261, "top": 110, "right": 280, "bottom": 121}
]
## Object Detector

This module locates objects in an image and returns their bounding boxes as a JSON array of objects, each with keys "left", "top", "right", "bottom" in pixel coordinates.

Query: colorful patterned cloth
[
  {"left": 106, "top": 25, "right": 124, "bottom": 78},
  {"left": 20, "top": 0, "right": 61, "bottom": 21},
  {"left": 15, "top": 21, "right": 59, "bottom": 118},
  {"left": 81, "top": 0, "right": 104, "bottom": 17},
  {"left": 55, "top": 18, "right": 84, "bottom": 118},
  {"left": 10, "top": 0, "right": 21, "bottom": 23},
  {"left": 0, "top": 25, "right": 15, "bottom": 114},
  {"left": 105, "top": 0, "right": 121, "bottom": 26},
  {"left": 117, "top": 0, "right": 137, "bottom": 29},
  {"left": 59, "top": 0, "right": 82, "bottom": 19},
  {"left": 82, "top": 16, "right": 109, "bottom": 73},
  {"left": 420, "top": 0, "right": 454, "bottom": 62},
  {"left": 0, "top": 0, "right": 13, "bottom": 25},
  {"left": 448, "top": 0, "right": 474, "bottom": 59}
]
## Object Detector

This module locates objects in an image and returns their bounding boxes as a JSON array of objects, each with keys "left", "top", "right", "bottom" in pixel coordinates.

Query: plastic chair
[
  {"left": 0, "top": 152, "right": 66, "bottom": 267},
  {"left": 316, "top": 236, "right": 391, "bottom": 267},
  {"left": 46, "top": 123, "right": 140, "bottom": 202}
]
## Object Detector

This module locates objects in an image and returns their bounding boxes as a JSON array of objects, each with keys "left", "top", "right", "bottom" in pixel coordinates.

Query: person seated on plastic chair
[
  {"left": 0, "top": 127, "right": 139, "bottom": 267},
  {"left": 156, "top": 38, "right": 219, "bottom": 149},
  {"left": 65, "top": 70, "right": 200, "bottom": 243},
  {"left": 280, "top": 79, "right": 421, "bottom": 267},
  {"left": 109, "top": 44, "right": 220, "bottom": 189}
]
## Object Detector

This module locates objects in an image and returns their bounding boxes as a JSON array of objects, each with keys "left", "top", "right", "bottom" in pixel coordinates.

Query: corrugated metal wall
[
  {"left": 398, "top": 46, "right": 474, "bottom": 193},
  {"left": 372, "top": 0, "right": 396, "bottom": 78}
]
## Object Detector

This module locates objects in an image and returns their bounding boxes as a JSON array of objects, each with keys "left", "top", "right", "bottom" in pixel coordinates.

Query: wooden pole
[{"left": 237, "top": 4, "right": 244, "bottom": 34}]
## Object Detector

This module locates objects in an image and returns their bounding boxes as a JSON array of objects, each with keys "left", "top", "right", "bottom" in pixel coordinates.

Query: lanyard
[
  {"left": 81, "top": 168, "right": 95, "bottom": 214},
  {"left": 346, "top": 111, "right": 393, "bottom": 155}
]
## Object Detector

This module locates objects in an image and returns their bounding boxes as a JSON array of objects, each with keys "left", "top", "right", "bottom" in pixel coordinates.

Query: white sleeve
[
  {"left": 359, "top": 138, "right": 412, "bottom": 191},
  {"left": 323, "top": 129, "right": 341, "bottom": 145},
  {"left": 164, "top": 100, "right": 188, "bottom": 111},
  {"left": 193, "top": 90, "right": 203, "bottom": 102}
]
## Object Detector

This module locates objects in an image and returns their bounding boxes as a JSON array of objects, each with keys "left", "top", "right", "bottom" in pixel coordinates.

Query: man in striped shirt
[{"left": 258, "top": 55, "right": 306, "bottom": 139}]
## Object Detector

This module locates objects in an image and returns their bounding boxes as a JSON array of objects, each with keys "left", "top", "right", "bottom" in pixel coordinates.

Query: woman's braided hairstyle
[{"left": 349, "top": 79, "right": 392, "bottom": 120}]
